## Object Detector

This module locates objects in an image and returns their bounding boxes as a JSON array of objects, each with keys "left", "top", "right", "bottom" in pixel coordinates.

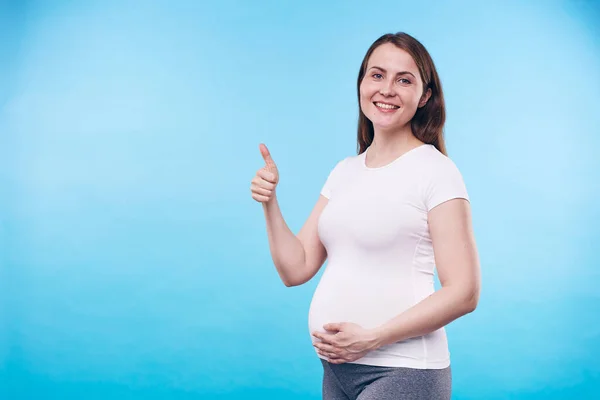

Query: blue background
[{"left": 1, "top": 0, "right": 599, "bottom": 399}]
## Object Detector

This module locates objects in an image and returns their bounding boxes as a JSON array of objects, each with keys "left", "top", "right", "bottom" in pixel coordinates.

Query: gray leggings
[{"left": 321, "top": 359, "right": 451, "bottom": 400}]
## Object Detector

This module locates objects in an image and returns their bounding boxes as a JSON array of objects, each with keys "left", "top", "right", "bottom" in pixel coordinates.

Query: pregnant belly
[{"left": 307, "top": 273, "right": 418, "bottom": 337}]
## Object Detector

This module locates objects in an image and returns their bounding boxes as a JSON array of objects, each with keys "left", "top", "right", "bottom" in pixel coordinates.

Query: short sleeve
[
  {"left": 424, "top": 158, "right": 470, "bottom": 211},
  {"left": 320, "top": 158, "right": 347, "bottom": 200}
]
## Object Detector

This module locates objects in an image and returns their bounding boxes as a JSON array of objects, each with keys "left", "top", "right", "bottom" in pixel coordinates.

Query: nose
[{"left": 379, "top": 79, "right": 396, "bottom": 97}]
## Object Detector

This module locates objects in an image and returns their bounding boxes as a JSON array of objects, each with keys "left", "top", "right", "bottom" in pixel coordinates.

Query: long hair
[{"left": 356, "top": 32, "right": 447, "bottom": 156}]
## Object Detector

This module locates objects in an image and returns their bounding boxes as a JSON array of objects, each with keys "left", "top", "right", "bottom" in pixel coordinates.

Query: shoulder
[
  {"left": 322, "top": 153, "right": 356, "bottom": 185},
  {"left": 327, "top": 152, "right": 362, "bottom": 174},
  {"left": 419, "top": 145, "right": 462, "bottom": 172},
  {"left": 416, "top": 145, "right": 470, "bottom": 209},
  {"left": 321, "top": 154, "right": 356, "bottom": 199},
  {"left": 411, "top": 145, "right": 465, "bottom": 187}
]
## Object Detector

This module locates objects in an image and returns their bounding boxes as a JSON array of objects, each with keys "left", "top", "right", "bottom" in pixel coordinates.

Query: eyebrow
[{"left": 368, "top": 66, "right": 416, "bottom": 79}]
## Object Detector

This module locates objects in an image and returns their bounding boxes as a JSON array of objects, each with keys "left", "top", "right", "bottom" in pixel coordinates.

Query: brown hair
[{"left": 356, "top": 32, "right": 447, "bottom": 156}]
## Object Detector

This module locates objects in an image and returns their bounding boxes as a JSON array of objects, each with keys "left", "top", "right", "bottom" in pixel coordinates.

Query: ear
[{"left": 418, "top": 88, "right": 432, "bottom": 108}]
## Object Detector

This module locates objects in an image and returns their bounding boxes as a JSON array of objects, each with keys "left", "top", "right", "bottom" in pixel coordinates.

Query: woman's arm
[
  {"left": 373, "top": 197, "right": 481, "bottom": 346},
  {"left": 253, "top": 143, "right": 329, "bottom": 287},
  {"left": 263, "top": 194, "right": 329, "bottom": 287}
]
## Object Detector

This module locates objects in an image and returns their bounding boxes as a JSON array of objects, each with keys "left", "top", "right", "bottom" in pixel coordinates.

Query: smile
[{"left": 374, "top": 102, "right": 400, "bottom": 111}]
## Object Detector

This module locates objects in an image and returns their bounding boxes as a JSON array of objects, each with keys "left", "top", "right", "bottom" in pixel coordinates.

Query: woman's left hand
[{"left": 312, "top": 322, "right": 381, "bottom": 364}]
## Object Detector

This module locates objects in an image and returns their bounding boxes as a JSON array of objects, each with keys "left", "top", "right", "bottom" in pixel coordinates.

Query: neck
[{"left": 369, "top": 124, "right": 423, "bottom": 157}]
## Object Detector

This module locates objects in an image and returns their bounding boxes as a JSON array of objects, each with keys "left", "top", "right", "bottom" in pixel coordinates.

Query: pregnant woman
[{"left": 250, "top": 32, "right": 481, "bottom": 400}]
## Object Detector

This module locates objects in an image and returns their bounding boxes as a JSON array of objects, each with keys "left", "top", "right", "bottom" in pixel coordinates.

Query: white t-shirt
[{"left": 309, "top": 143, "right": 469, "bottom": 369}]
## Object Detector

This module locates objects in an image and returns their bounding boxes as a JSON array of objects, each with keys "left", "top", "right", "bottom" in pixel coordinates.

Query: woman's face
[{"left": 359, "top": 43, "right": 430, "bottom": 132}]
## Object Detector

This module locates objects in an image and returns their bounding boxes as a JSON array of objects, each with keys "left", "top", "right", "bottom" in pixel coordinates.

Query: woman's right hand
[{"left": 251, "top": 143, "right": 279, "bottom": 204}]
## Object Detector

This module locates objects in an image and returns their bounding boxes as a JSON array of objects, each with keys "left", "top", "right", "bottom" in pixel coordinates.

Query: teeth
[{"left": 375, "top": 102, "right": 399, "bottom": 109}]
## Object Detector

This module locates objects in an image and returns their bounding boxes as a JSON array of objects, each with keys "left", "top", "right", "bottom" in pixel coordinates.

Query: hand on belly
[{"left": 311, "top": 322, "right": 381, "bottom": 364}]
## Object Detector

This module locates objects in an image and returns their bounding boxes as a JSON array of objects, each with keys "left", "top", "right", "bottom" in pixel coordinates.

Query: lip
[{"left": 373, "top": 101, "right": 400, "bottom": 113}]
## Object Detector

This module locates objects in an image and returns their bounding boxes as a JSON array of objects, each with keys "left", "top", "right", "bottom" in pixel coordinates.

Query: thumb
[
  {"left": 259, "top": 143, "right": 276, "bottom": 168},
  {"left": 323, "top": 323, "right": 343, "bottom": 332}
]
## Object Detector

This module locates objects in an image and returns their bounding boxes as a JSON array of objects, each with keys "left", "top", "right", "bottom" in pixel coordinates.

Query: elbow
[
  {"left": 282, "top": 276, "right": 306, "bottom": 287},
  {"left": 283, "top": 279, "right": 297, "bottom": 287},
  {"left": 281, "top": 263, "right": 311, "bottom": 287},
  {"left": 444, "top": 282, "right": 479, "bottom": 313},
  {"left": 464, "top": 298, "right": 478, "bottom": 313},
  {"left": 463, "top": 289, "right": 480, "bottom": 313},
  {"left": 274, "top": 262, "right": 304, "bottom": 287},
  {"left": 447, "top": 282, "right": 479, "bottom": 314}
]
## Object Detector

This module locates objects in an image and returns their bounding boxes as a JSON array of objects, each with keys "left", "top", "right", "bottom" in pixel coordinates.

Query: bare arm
[
  {"left": 263, "top": 194, "right": 329, "bottom": 287},
  {"left": 251, "top": 144, "right": 330, "bottom": 287},
  {"left": 372, "top": 198, "right": 481, "bottom": 346}
]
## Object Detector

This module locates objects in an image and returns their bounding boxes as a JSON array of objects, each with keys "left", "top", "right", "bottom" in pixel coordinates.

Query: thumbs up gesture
[{"left": 251, "top": 143, "right": 279, "bottom": 204}]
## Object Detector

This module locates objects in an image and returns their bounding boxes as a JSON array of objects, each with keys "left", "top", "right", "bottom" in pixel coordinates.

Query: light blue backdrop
[{"left": 1, "top": 0, "right": 599, "bottom": 399}]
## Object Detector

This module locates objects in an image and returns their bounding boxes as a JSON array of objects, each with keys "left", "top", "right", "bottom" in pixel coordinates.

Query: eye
[
  {"left": 398, "top": 78, "right": 411, "bottom": 84},
  {"left": 372, "top": 73, "right": 383, "bottom": 79}
]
